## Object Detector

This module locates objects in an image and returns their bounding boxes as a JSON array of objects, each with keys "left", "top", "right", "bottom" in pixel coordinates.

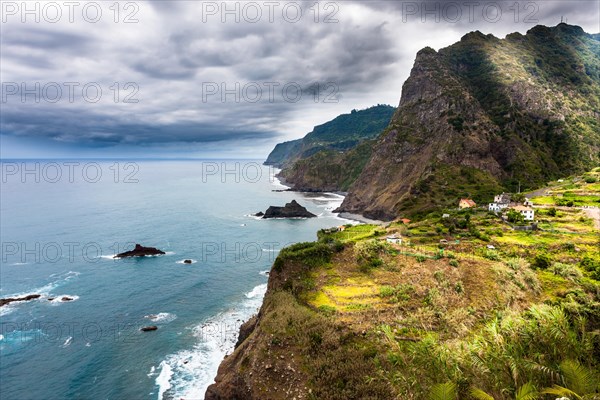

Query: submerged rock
[
  {"left": 114, "top": 244, "right": 166, "bottom": 258},
  {"left": 183, "top": 259, "right": 193, "bottom": 264},
  {"left": 262, "top": 200, "right": 316, "bottom": 219},
  {"left": 254, "top": 212, "right": 264, "bottom": 217},
  {"left": 0, "top": 294, "right": 41, "bottom": 307},
  {"left": 140, "top": 326, "right": 158, "bottom": 332},
  {"left": 61, "top": 296, "right": 74, "bottom": 302}
]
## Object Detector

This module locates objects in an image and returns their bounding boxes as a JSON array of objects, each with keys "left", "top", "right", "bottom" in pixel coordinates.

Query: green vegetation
[
  {"left": 229, "top": 206, "right": 599, "bottom": 399},
  {"left": 265, "top": 104, "right": 395, "bottom": 170}
]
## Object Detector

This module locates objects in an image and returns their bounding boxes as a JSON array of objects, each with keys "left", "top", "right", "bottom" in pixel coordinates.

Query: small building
[
  {"left": 459, "top": 199, "right": 477, "bottom": 209},
  {"left": 494, "top": 193, "right": 512, "bottom": 204},
  {"left": 523, "top": 198, "right": 533, "bottom": 207},
  {"left": 487, "top": 245, "right": 496, "bottom": 250},
  {"left": 400, "top": 218, "right": 411, "bottom": 224},
  {"left": 338, "top": 226, "right": 346, "bottom": 232},
  {"left": 489, "top": 193, "right": 511, "bottom": 212},
  {"left": 511, "top": 205, "right": 535, "bottom": 221},
  {"left": 386, "top": 235, "right": 402, "bottom": 245},
  {"left": 439, "top": 239, "right": 448, "bottom": 244},
  {"left": 442, "top": 213, "right": 450, "bottom": 219},
  {"left": 488, "top": 202, "right": 510, "bottom": 212}
]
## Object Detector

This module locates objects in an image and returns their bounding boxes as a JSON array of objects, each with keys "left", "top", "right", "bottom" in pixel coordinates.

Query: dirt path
[{"left": 583, "top": 207, "right": 600, "bottom": 230}]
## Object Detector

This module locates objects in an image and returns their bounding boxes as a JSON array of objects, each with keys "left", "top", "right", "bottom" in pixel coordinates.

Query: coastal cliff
[{"left": 206, "top": 213, "right": 600, "bottom": 399}]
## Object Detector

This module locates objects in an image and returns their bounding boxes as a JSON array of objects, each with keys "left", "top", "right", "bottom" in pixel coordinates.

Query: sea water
[{"left": 0, "top": 160, "right": 353, "bottom": 399}]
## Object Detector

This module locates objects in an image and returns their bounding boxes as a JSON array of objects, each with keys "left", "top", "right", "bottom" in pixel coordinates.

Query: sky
[{"left": 1, "top": 0, "right": 599, "bottom": 159}]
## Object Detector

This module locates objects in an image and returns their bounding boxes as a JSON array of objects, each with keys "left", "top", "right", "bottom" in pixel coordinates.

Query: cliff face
[
  {"left": 336, "top": 24, "right": 600, "bottom": 220},
  {"left": 264, "top": 105, "right": 395, "bottom": 178}
]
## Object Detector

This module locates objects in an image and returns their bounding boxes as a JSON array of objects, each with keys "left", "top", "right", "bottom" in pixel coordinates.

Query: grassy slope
[
  {"left": 529, "top": 167, "right": 600, "bottom": 207},
  {"left": 222, "top": 207, "right": 600, "bottom": 400}
]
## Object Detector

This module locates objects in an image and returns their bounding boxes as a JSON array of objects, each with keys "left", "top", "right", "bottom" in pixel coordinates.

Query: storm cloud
[{"left": 1, "top": 0, "right": 598, "bottom": 158}]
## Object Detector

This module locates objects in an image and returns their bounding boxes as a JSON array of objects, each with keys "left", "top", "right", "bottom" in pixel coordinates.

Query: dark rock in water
[
  {"left": 48, "top": 297, "right": 55, "bottom": 301},
  {"left": 114, "top": 244, "right": 166, "bottom": 258},
  {"left": 262, "top": 200, "right": 316, "bottom": 219},
  {"left": 183, "top": 259, "right": 193, "bottom": 264},
  {"left": 254, "top": 211, "right": 264, "bottom": 217},
  {"left": 61, "top": 296, "right": 74, "bottom": 302},
  {"left": 141, "top": 326, "right": 158, "bottom": 332},
  {"left": 0, "top": 294, "right": 41, "bottom": 307}
]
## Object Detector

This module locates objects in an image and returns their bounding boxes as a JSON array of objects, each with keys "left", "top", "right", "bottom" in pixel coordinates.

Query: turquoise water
[{"left": 0, "top": 160, "right": 351, "bottom": 399}]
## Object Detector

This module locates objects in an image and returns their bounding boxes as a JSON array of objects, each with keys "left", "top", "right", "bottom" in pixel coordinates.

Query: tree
[
  {"left": 548, "top": 207, "right": 557, "bottom": 217},
  {"left": 513, "top": 193, "right": 526, "bottom": 203},
  {"left": 508, "top": 209, "right": 525, "bottom": 223}
]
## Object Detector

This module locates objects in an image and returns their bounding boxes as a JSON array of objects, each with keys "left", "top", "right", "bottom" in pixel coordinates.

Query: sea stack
[
  {"left": 114, "top": 244, "right": 166, "bottom": 258},
  {"left": 262, "top": 200, "right": 317, "bottom": 219}
]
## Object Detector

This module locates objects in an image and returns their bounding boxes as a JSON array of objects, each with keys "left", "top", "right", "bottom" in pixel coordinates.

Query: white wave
[
  {"left": 62, "top": 337, "right": 73, "bottom": 347},
  {"left": 147, "top": 365, "right": 156, "bottom": 378},
  {"left": 176, "top": 259, "right": 197, "bottom": 265},
  {"left": 85, "top": 342, "right": 91, "bottom": 347},
  {"left": 0, "top": 334, "right": 4, "bottom": 341},
  {"left": 259, "top": 270, "right": 270, "bottom": 276},
  {"left": 245, "top": 283, "right": 267, "bottom": 299},
  {"left": 156, "top": 361, "right": 173, "bottom": 400},
  {"left": 155, "top": 283, "right": 267, "bottom": 399},
  {"left": 244, "top": 214, "right": 264, "bottom": 220},
  {"left": 48, "top": 295, "right": 79, "bottom": 304},
  {"left": 0, "top": 306, "right": 15, "bottom": 317},
  {"left": 261, "top": 248, "right": 279, "bottom": 252},
  {"left": 10, "top": 262, "right": 29, "bottom": 266},
  {"left": 145, "top": 313, "right": 177, "bottom": 323}
]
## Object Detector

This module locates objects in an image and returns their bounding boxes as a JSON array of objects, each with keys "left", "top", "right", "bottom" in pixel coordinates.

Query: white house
[
  {"left": 524, "top": 198, "right": 533, "bottom": 206},
  {"left": 489, "top": 202, "right": 510, "bottom": 212},
  {"left": 442, "top": 214, "right": 450, "bottom": 218},
  {"left": 511, "top": 205, "right": 535, "bottom": 221},
  {"left": 489, "top": 193, "right": 512, "bottom": 212},
  {"left": 386, "top": 235, "right": 402, "bottom": 245}
]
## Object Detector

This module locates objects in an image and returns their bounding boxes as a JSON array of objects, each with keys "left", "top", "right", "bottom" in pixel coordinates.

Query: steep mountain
[
  {"left": 264, "top": 105, "right": 395, "bottom": 182},
  {"left": 334, "top": 23, "right": 600, "bottom": 220}
]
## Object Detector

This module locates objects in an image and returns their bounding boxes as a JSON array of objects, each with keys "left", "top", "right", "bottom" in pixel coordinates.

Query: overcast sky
[{"left": 1, "top": 0, "right": 599, "bottom": 159}]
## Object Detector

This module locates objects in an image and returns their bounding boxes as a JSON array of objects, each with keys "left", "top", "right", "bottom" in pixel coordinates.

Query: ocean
[{"left": 0, "top": 160, "right": 352, "bottom": 399}]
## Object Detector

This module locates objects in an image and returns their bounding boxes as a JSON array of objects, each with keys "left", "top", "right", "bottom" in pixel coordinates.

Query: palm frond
[
  {"left": 560, "top": 359, "right": 597, "bottom": 395},
  {"left": 541, "top": 385, "right": 582, "bottom": 399},
  {"left": 515, "top": 382, "right": 538, "bottom": 400},
  {"left": 469, "top": 387, "right": 494, "bottom": 400},
  {"left": 429, "top": 382, "right": 458, "bottom": 400}
]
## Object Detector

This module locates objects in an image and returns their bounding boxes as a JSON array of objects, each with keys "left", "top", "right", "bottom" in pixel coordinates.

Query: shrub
[
  {"left": 580, "top": 256, "right": 600, "bottom": 280},
  {"left": 416, "top": 255, "right": 427, "bottom": 263},
  {"left": 449, "top": 260, "right": 459, "bottom": 268},
  {"left": 549, "top": 262, "right": 583, "bottom": 280},
  {"left": 532, "top": 253, "right": 552, "bottom": 270},
  {"left": 548, "top": 207, "right": 557, "bottom": 217},
  {"left": 483, "top": 249, "right": 500, "bottom": 261}
]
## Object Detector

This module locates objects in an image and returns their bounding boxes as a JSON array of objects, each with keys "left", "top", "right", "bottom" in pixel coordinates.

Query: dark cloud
[{"left": 1, "top": 0, "right": 597, "bottom": 157}]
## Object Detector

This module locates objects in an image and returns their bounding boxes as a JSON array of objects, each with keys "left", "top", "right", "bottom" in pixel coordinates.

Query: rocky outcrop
[
  {"left": 0, "top": 294, "right": 41, "bottom": 307},
  {"left": 261, "top": 200, "right": 316, "bottom": 219},
  {"left": 114, "top": 244, "right": 165, "bottom": 258}
]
